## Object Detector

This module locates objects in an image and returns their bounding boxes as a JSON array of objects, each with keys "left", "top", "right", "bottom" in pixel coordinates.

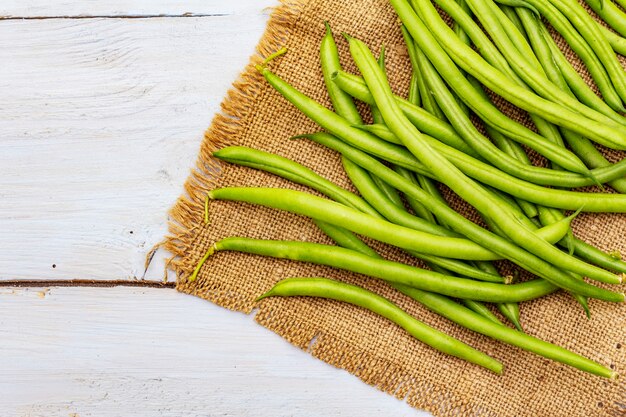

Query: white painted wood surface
[
  {"left": 0, "top": 1, "right": 431, "bottom": 415},
  {"left": 0, "top": 11, "right": 276, "bottom": 282},
  {"left": 0, "top": 287, "right": 421, "bottom": 416},
  {"left": 0, "top": 1, "right": 269, "bottom": 17}
]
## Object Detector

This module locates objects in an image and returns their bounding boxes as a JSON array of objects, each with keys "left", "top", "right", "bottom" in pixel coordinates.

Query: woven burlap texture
[{"left": 165, "top": 1, "right": 626, "bottom": 415}]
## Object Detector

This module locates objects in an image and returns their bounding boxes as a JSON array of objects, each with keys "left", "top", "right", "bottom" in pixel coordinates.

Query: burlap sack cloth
[{"left": 164, "top": 0, "right": 625, "bottom": 415}]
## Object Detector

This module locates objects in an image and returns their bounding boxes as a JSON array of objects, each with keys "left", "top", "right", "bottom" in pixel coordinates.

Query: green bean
[
  {"left": 401, "top": 27, "right": 447, "bottom": 121},
  {"left": 336, "top": 71, "right": 626, "bottom": 188},
  {"left": 341, "top": 157, "right": 459, "bottom": 237},
  {"left": 305, "top": 132, "right": 625, "bottom": 301},
  {"left": 600, "top": 23, "right": 626, "bottom": 57},
  {"left": 497, "top": 303, "right": 523, "bottom": 332},
  {"left": 412, "top": 35, "right": 603, "bottom": 189},
  {"left": 332, "top": 70, "right": 479, "bottom": 157},
  {"left": 461, "top": 300, "right": 504, "bottom": 324},
  {"left": 472, "top": 261, "right": 521, "bottom": 325},
  {"left": 212, "top": 146, "right": 380, "bottom": 218},
  {"left": 396, "top": 285, "right": 616, "bottom": 378},
  {"left": 369, "top": 46, "right": 386, "bottom": 125},
  {"left": 493, "top": 0, "right": 538, "bottom": 14},
  {"left": 256, "top": 277, "right": 503, "bottom": 373},
  {"left": 210, "top": 187, "right": 501, "bottom": 260},
  {"left": 312, "top": 219, "right": 381, "bottom": 258},
  {"left": 321, "top": 22, "right": 363, "bottom": 126},
  {"left": 522, "top": 16, "right": 626, "bottom": 194},
  {"left": 342, "top": 160, "right": 505, "bottom": 282},
  {"left": 212, "top": 237, "right": 556, "bottom": 302},
  {"left": 465, "top": 0, "right": 543, "bottom": 71},
  {"left": 397, "top": 0, "right": 626, "bottom": 149},
  {"left": 407, "top": 73, "right": 421, "bottom": 107},
  {"left": 499, "top": 4, "right": 528, "bottom": 37},
  {"left": 321, "top": 20, "right": 385, "bottom": 232},
  {"left": 437, "top": 0, "right": 583, "bottom": 167},
  {"left": 318, "top": 217, "right": 507, "bottom": 324},
  {"left": 370, "top": 174, "right": 404, "bottom": 209}
]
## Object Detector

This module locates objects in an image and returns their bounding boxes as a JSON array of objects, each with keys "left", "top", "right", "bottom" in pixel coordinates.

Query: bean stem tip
[{"left": 188, "top": 244, "right": 217, "bottom": 282}]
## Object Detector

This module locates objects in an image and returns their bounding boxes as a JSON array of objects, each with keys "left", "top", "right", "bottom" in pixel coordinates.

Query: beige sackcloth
[{"left": 164, "top": 0, "right": 626, "bottom": 415}]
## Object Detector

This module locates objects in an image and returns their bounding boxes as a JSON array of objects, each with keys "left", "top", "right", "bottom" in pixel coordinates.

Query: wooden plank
[
  {"left": 0, "top": 12, "right": 275, "bottom": 281},
  {"left": 0, "top": 0, "right": 275, "bottom": 18},
  {"left": 0, "top": 287, "right": 427, "bottom": 416}
]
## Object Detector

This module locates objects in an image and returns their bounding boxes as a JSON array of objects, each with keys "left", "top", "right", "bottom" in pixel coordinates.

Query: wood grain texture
[
  {"left": 0, "top": 9, "right": 275, "bottom": 282},
  {"left": 0, "top": 287, "right": 426, "bottom": 416},
  {"left": 0, "top": 0, "right": 270, "bottom": 18}
]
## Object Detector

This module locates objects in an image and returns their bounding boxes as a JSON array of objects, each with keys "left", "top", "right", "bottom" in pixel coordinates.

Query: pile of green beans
[{"left": 191, "top": 7, "right": 626, "bottom": 379}]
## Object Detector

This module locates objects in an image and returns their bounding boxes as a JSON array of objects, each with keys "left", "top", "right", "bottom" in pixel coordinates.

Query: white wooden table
[{"left": 0, "top": 2, "right": 427, "bottom": 415}]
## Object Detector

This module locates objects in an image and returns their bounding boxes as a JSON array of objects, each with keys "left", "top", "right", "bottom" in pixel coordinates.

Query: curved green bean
[{"left": 257, "top": 277, "right": 503, "bottom": 373}]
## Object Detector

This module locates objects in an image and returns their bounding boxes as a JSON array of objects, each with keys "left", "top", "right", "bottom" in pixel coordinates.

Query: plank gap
[
  {"left": 0, "top": 279, "right": 176, "bottom": 288},
  {"left": 0, "top": 13, "right": 229, "bottom": 20}
]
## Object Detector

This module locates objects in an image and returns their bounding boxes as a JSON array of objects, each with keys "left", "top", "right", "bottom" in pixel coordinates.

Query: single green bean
[
  {"left": 312, "top": 219, "right": 381, "bottom": 258},
  {"left": 212, "top": 237, "right": 556, "bottom": 302},
  {"left": 369, "top": 46, "right": 387, "bottom": 125},
  {"left": 585, "top": 0, "right": 626, "bottom": 39},
  {"left": 497, "top": 303, "right": 523, "bottom": 332},
  {"left": 407, "top": 73, "right": 421, "bottom": 107},
  {"left": 257, "top": 277, "right": 503, "bottom": 373}
]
